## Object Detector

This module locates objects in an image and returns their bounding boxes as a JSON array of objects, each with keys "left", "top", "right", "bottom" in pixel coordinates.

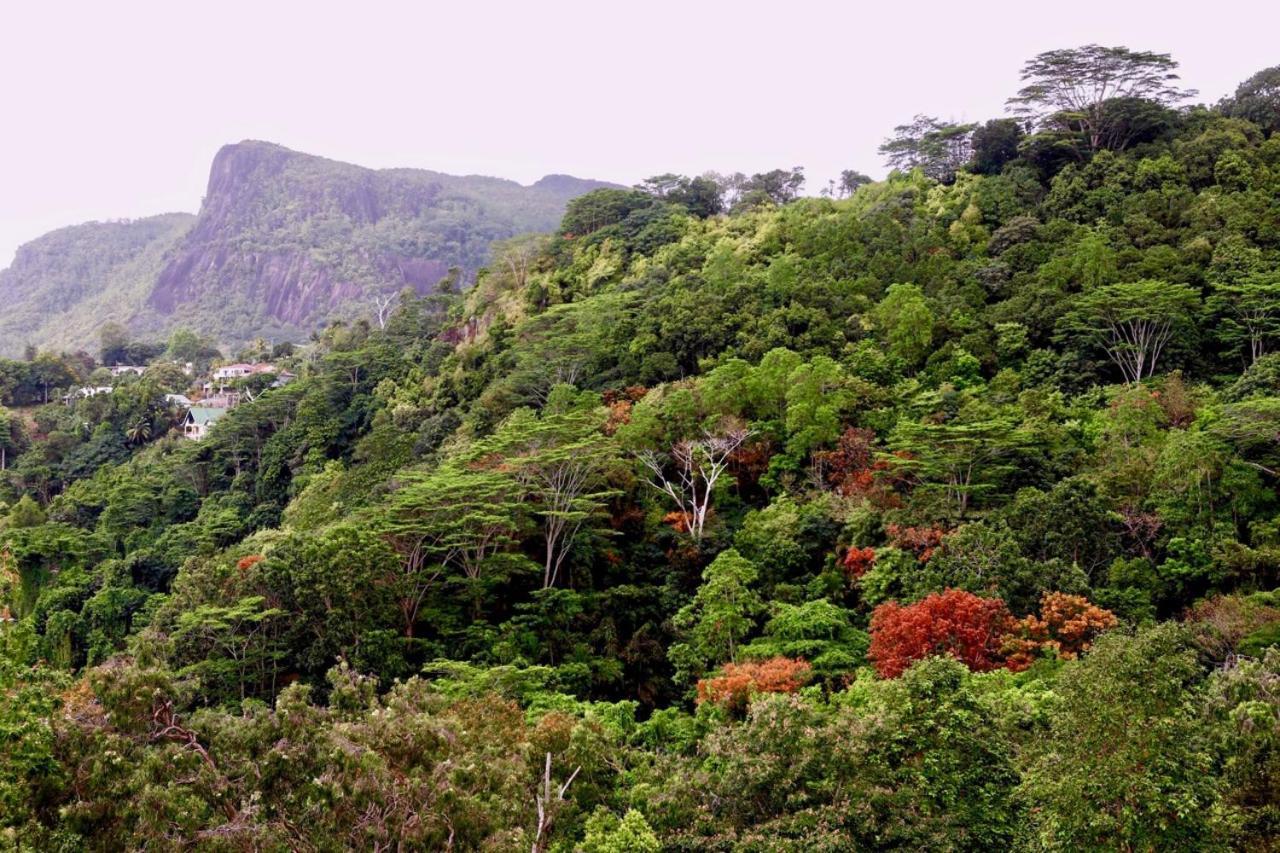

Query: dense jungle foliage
[{"left": 2, "top": 48, "right": 1280, "bottom": 851}]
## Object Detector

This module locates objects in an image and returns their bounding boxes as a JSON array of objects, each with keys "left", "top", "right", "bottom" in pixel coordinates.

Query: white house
[
  {"left": 182, "top": 406, "right": 227, "bottom": 440},
  {"left": 212, "top": 363, "right": 254, "bottom": 381},
  {"left": 63, "top": 386, "right": 114, "bottom": 404},
  {"left": 212, "top": 363, "right": 277, "bottom": 381},
  {"left": 109, "top": 365, "right": 147, "bottom": 377}
]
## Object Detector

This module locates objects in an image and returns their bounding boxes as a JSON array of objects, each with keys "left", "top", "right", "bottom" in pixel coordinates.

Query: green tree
[
  {"left": 171, "top": 596, "right": 285, "bottom": 701},
  {"left": 98, "top": 321, "right": 131, "bottom": 366},
  {"left": 3, "top": 494, "right": 45, "bottom": 527},
  {"left": 733, "top": 167, "right": 806, "bottom": 210},
  {"left": 915, "top": 521, "right": 1087, "bottom": 614},
  {"left": 1008, "top": 45, "right": 1195, "bottom": 151},
  {"left": 838, "top": 169, "right": 872, "bottom": 197},
  {"left": 1218, "top": 65, "right": 1280, "bottom": 135},
  {"left": 969, "top": 119, "right": 1024, "bottom": 174},
  {"left": 1210, "top": 273, "right": 1280, "bottom": 365},
  {"left": 473, "top": 401, "right": 619, "bottom": 588},
  {"left": 783, "top": 355, "right": 859, "bottom": 459},
  {"left": 580, "top": 808, "right": 661, "bottom": 853},
  {"left": 1059, "top": 280, "right": 1199, "bottom": 385},
  {"left": 1000, "top": 478, "right": 1119, "bottom": 582},
  {"left": 669, "top": 548, "right": 763, "bottom": 684},
  {"left": 872, "top": 283, "right": 935, "bottom": 368},
  {"left": 1019, "top": 624, "right": 1226, "bottom": 850},
  {"left": 258, "top": 524, "right": 405, "bottom": 680},
  {"left": 888, "top": 416, "right": 1030, "bottom": 518},
  {"left": 740, "top": 599, "right": 868, "bottom": 680},
  {"left": 0, "top": 407, "right": 18, "bottom": 472},
  {"left": 663, "top": 658, "right": 1020, "bottom": 849},
  {"left": 384, "top": 463, "right": 528, "bottom": 615},
  {"left": 1213, "top": 397, "right": 1280, "bottom": 480},
  {"left": 880, "top": 116, "right": 976, "bottom": 182},
  {"left": 1201, "top": 648, "right": 1280, "bottom": 848},
  {"left": 0, "top": 625, "right": 69, "bottom": 834}
]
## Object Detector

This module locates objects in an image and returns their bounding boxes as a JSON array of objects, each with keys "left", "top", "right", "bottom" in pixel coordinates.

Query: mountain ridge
[{"left": 0, "top": 141, "right": 617, "bottom": 356}]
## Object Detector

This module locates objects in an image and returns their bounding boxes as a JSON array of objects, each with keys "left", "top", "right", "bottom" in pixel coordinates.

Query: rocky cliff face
[
  {"left": 0, "top": 141, "right": 616, "bottom": 354},
  {"left": 148, "top": 141, "right": 613, "bottom": 332}
]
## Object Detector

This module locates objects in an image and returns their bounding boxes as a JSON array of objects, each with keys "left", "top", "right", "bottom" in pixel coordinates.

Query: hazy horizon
[{"left": 2, "top": 0, "right": 1277, "bottom": 268}]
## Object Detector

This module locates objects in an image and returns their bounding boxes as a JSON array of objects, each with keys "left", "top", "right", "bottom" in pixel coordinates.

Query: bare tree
[
  {"left": 497, "top": 235, "right": 546, "bottom": 290},
  {"left": 530, "top": 752, "right": 580, "bottom": 853},
  {"left": 637, "top": 427, "right": 752, "bottom": 543},
  {"left": 372, "top": 292, "right": 396, "bottom": 329}
]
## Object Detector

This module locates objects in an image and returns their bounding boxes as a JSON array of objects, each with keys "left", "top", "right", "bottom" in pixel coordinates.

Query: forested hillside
[
  {"left": 2, "top": 49, "right": 1280, "bottom": 850},
  {"left": 0, "top": 214, "right": 195, "bottom": 358},
  {"left": 0, "top": 141, "right": 615, "bottom": 357}
]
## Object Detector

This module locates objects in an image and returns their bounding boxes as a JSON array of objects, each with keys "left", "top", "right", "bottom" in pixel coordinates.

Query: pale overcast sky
[{"left": 1, "top": 0, "right": 1277, "bottom": 266}]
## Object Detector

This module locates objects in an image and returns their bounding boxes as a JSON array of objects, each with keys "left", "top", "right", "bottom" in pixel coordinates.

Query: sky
[{"left": 1, "top": 0, "right": 1277, "bottom": 267}]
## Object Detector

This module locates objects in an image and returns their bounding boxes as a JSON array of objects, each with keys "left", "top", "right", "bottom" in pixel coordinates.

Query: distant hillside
[
  {"left": 0, "top": 141, "right": 616, "bottom": 355},
  {"left": 0, "top": 214, "right": 195, "bottom": 357}
]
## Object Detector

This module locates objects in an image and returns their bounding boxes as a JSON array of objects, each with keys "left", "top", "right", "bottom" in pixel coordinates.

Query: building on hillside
[
  {"left": 212, "top": 363, "right": 278, "bottom": 381},
  {"left": 200, "top": 391, "right": 242, "bottom": 409},
  {"left": 206, "top": 363, "right": 285, "bottom": 394},
  {"left": 212, "top": 363, "right": 256, "bottom": 381},
  {"left": 109, "top": 364, "right": 147, "bottom": 377},
  {"left": 164, "top": 393, "right": 193, "bottom": 408},
  {"left": 182, "top": 406, "right": 227, "bottom": 440},
  {"left": 62, "top": 386, "right": 114, "bottom": 404}
]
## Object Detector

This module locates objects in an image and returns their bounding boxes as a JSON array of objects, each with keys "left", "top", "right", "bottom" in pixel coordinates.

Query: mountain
[
  {"left": 0, "top": 141, "right": 616, "bottom": 356},
  {"left": 0, "top": 214, "right": 195, "bottom": 357}
]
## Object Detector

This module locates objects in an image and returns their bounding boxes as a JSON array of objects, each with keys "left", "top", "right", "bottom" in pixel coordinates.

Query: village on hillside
[{"left": 62, "top": 354, "right": 297, "bottom": 440}]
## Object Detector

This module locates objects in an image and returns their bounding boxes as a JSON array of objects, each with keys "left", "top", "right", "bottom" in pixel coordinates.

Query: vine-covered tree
[
  {"left": 1020, "top": 625, "right": 1224, "bottom": 849},
  {"left": 669, "top": 547, "right": 763, "bottom": 683}
]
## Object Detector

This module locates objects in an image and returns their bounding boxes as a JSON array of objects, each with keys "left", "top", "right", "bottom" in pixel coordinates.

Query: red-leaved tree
[
  {"left": 868, "top": 589, "right": 1014, "bottom": 678},
  {"left": 842, "top": 546, "right": 876, "bottom": 581},
  {"left": 236, "top": 554, "right": 264, "bottom": 572},
  {"left": 813, "top": 427, "right": 904, "bottom": 507},
  {"left": 886, "top": 523, "right": 948, "bottom": 562}
]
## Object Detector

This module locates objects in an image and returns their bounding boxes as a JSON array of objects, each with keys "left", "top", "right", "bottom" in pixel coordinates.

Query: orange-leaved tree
[
  {"left": 696, "top": 656, "right": 812, "bottom": 714},
  {"left": 1003, "top": 592, "right": 1117, "bottom": 670}
]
